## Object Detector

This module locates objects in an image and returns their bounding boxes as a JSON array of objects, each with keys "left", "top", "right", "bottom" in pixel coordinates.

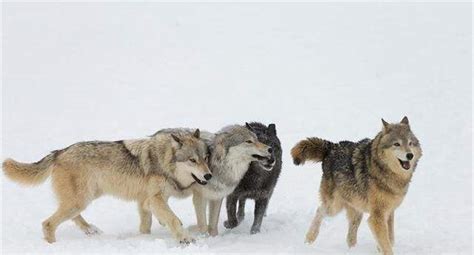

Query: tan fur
[
  {"left": 291, "top": 137, "right": 328, "bottom": 165},
  {"left": 3, "top": 157, "right": 53, "bottom": 185},
  {"left": 3, "top": 131, "right": 210, "bottom": 244},
  {"left": 297, "top": 117, "right": 422, "bottom": 255}
]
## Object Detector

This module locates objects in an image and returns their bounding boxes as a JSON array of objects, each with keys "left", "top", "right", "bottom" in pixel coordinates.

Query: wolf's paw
[
  {"left": 177, "top": 232, "right": 196, "bottom": 245},
  {"left": 179, "top": 237, "right": 196, "bottom": 245},
  {"left": 44, "top": 235, "right": 56, "bottom": 244},
  {"left": 208, "top": 228, "right": 218, "bottom": 237},
  {"left": 305, "top": 233, "right": 316, "bottom": 244},
  {"left": 42, "top": 221, "right": 56, "bottom": 243},
  {"left": 223, "top": 220, "right": 238, "bottom": 229},
  {"left": 140, "top": 227, "right": 151, "bottom": 234},
  {"left": 376, "top": 246, "right": 393, "bottom": 255},
  {"left": 346, "top": 236, "right": 357, "bottom": 248},
  {"left": 84, "top": 225, "right": 103, "bottom": 236},
  {"left": 250, "top": 226, "right": 261, "bottom": 235},
  {"left": 237, "top": 213, "right": 245, "bottom": 222}
]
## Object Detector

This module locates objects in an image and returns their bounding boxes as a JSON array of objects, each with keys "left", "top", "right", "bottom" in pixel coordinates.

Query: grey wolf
[
  {"left": 191, "top": 124, "right": 273, "bottom": 236},
  {"left": 291, "top": 117, "right": 422, "bottom": 255},
  {"left": 3, "top": 129, "right": 211, "bottom": 244},
  {"left": 223, "top": 122, "right": 282, "bottom": 234}
]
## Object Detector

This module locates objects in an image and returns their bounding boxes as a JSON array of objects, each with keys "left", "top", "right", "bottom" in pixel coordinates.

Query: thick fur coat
[
  {"left": 3, "top": 129, "right": 210, "bottom": 244},
  {"left": 224, "top": 122, "right": 282, "bottom": 234},
  {"left": 192, "top": 124, "right": 273, "bottom": 236},
  {"left": 291, "top": 117, "right": 422, "bottom": 255}
]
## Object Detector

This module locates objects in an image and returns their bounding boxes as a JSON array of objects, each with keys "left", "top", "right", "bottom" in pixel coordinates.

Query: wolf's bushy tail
[
  {"left": 291, "top": 137, "right": 331, "bottom": 165},
  {"left": 2, "top": 153, "right": 56, "bottom": 185}
]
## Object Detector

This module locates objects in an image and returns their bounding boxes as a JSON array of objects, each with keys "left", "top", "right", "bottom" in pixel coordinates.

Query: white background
[{"left": 2, "top": 3, "right": 472, "bottom": 254}]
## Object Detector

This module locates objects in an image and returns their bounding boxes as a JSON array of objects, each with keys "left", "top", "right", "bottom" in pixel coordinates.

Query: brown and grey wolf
[
  {"left": 3, "top": 129, "right": 211, "bottom": 244},
  {"left": 191, "top": 124, "right": 273, "bottom": 236},
  {"left": 223, "top": 122, "right": 282, "bottom": 234},
  {"left": 291, "top": 117, "right": 422, "bottom": 255}
]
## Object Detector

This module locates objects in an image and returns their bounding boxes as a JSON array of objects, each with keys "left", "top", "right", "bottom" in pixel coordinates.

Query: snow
[{"left": 2, "top": 2, "right": 472, "bottom": 254}]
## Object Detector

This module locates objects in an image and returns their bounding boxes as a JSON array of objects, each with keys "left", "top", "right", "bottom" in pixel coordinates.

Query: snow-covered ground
[{"left": 2, "top": 3, "right": 471, "bottom": 254}]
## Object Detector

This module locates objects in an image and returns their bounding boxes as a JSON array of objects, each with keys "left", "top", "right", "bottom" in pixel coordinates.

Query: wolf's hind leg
[
  {"left": 306, "top": 201, "right": 342, "bottom": 244},
  {"left": 345, "top": 206, "right": 363, "bottom": 247},
  {"left": 138, "top": 200, "right": 152, "bottom": 234},
  {"left": 43, "top": 169, "right": 91, "bottom": 243},
  {"left": 224, "top": 195, "right": 239, "bottom": 229},
  {"left": 72, "top": 215, "right": 102, "bottom": 235},
  {"left": 305, "top": 207, "right": 325, "bottom": 244},
  {"left": 388, "top": 212, "right": 394, "bottom": 246},
  {"left": 43, "top": 204, "right": 85, "bottom": 243},
  {"left": 251, "top": 198, "right": 269, "bottom": 234},
  {"left": 237, "top": 198, "right": 246, "bottom": 222}
]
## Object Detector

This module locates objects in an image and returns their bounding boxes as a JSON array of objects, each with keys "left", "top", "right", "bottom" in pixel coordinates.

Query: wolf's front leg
[
  {"left": 208, "top": 199, "right": 223, "bottom": 236},
  {"left": 149, "top": 194, "right": 194, "bottom": 244},
  {"left": 237, "top": 198, "right": 246, "bottom": 222},
  {"left": 368, "top": 211, "right": 393, "bottom": 255},
  {"left": 224, "top": 195, "right": 239, "bottom": 229},
  {"left": 251, "top": 198, "right": 269, "bottom": 234},
  {"left": 388, "top": 212, "right": 395, "bottom": 246},
  {"left": 138, "top": 200, "right": 152, "bottom": 234},
  {"left": 192, "top": 192, "right": 208, "bottom": 234}
]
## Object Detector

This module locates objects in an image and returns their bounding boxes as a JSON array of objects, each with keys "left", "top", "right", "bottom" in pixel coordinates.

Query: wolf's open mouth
[
  {"left": 260, "top": 162, "right": 275, "bottom": 171},
  {"left": 191, "top": 174, "right": 207, "bottom": 185},
  {"left": 398, "top": 159, "right": 411, "bottom": 170},
  {"left": 252, "top": 154, "right": 267, "bottom": 160}
]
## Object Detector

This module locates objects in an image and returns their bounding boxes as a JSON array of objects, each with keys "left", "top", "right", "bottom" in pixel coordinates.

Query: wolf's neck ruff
[
  {"left": 164, "top": 174, "right": 195, "bottom": 191},
  {"left": 369, "top": 133, "right": 413, "bottom": 194}
]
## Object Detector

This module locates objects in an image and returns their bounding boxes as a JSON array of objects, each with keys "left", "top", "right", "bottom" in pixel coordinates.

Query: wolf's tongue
[{"left": 402, "top": 161, "right": 410, "bottom": 170}]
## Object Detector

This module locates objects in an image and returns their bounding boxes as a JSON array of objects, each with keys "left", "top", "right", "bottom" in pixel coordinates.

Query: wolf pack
[{"left": 3, "top": 117, "right": 422, "bottom": 255}]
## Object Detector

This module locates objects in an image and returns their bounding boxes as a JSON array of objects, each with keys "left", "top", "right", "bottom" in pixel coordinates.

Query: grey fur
[
  {"left": 224, "top": 122, "right": 283, "bottom": 234},
  {"left": 192, "top": 124, "right": 273, "bottom": 236}
]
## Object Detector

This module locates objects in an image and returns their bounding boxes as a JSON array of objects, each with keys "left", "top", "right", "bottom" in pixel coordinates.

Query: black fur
[{"left": 224, "top": 122, "right": 282, "bottom": 234}]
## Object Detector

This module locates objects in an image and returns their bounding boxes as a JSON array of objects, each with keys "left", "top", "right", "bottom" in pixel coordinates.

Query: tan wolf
[
  {"left": 291, "top": 117, "right": 422, "bottom": 255},
  {"left": 3, "top": 129, "right": 211, "bottom": 244}
]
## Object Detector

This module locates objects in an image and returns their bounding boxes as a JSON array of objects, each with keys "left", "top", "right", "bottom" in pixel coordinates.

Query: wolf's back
[
  {"left": 3, "top": 153, "right": 56, "bottom": 185},
  {"left": 291, "top": 137, "right": 332, "bottom": 165}
]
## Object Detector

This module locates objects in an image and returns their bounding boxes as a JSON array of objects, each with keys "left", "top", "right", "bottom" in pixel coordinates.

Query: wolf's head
[
  {"left": 245, "top": 122, "right": 279, "bottom": 171},
  {"left": 170, "top": 129, "right": 212, "bottom": 185},
  {"left": 377, "top": 117, "right": 422, "bottom": 173},
  {"left": 213, "top": 125, "right": 272, "bottom": 166}
]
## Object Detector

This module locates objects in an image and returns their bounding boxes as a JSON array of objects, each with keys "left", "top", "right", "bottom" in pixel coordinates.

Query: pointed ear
[
  {"left": 245, "top": 122, "right": 255, "bottom": 132},
  {"left": 170, "top": 134, "right": 182, "bottom": 147},
  {"left": 268, "top": 124, "right": 276, "bottom": 135},
  {"left": 381, "top": 118, "right": 389, "bottom": 131},
  {"left": 401, "top": 116, "right": 409, "bottom": 125},
  {"left": 193, "top": 129, "right": 200, "bottom": 138}
]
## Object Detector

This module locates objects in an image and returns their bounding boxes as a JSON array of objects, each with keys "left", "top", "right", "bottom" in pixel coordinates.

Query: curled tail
[
  {"left": 2, "top": 153, "right": 56, "bottom": 185},
  {"left": 291, "top": 137, "right": 331, "bottom": 165}
]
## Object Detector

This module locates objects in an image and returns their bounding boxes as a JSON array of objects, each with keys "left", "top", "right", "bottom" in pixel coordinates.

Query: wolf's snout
[
  {"left": 204, "top": 174, "right": 212, "bottom": 180},
  {"left": 406, "top": 153, "right": 414, "bottom": 160}
]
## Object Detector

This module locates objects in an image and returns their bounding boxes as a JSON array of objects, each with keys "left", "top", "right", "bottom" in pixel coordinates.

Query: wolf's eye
[
  {"left": 189, "top": 158, "right": 197, "bottom": 163},
  {"left": 393, "top": 142, "right": 401, "bottom": 147},
  {"left": 246, "top": 140, "right": 253, "bottom": 144},
  {"left": 409, "top": 142, "right": 413, "bottom": 146}
]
